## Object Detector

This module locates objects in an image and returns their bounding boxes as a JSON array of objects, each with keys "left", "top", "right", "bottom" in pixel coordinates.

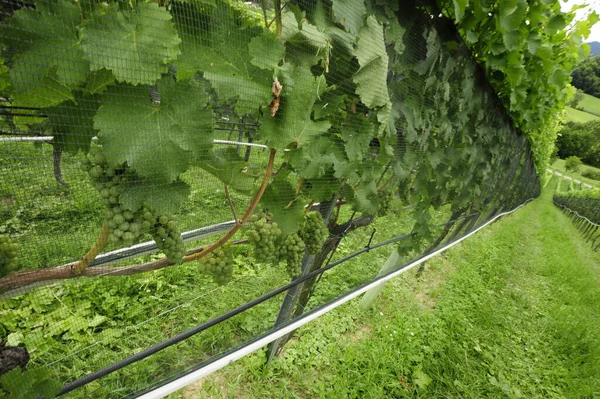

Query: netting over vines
[{"left": 0, "top": 0, "right": 540, "bottom": 397}]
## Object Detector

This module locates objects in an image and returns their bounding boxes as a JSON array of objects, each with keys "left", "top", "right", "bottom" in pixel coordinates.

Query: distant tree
[
  {"left": 565, "top": 156, "right": 583, "bottom": 173},
  {"left": 571, "top": 55, "right": 600, "bottom": 97},
  {"left": 556, "top": 121, "right": 600, "bottom": 168},
  {"left": 567, "top": 89, "right": 585, "bottom": 109}
]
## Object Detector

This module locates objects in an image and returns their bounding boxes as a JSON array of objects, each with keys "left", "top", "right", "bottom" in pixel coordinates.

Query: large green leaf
[
  {"left": 46, "top": 91, "right": 100, "bottom": 153},
  {"left": 94, "top": 77, "right": 213, "bottom": 183},
  {"left": 259, "top": 178, "right": 305, "bottom": 236},
  {"left": 81, "top": 3, "right": 181, "bottom": 85},
  {"left": 340, "top": 114, "right": 375, "bottom": 162},
  {"left": 260, "top": 66, "right": 331, "bottom": 150},
  {"left": 119, "top": 179, "right": 191, "bottom": 215},
  {"left": 331, "top": 0, "right": 366, "bottom": 36},
  {"left": 172, "top": 1, "right": 278, "bottom": 115},
  {"left": 353, "top": 16, "right": 391, "bottom": 109},
  {"left": 199, "top": 147, "right": 259, "bottom": 193},
  {"left": 11, "top": 71, "right": 75, "bottom": 108},
  {"left": 1, "top": 0, "right": 87, "bottom": 102}
]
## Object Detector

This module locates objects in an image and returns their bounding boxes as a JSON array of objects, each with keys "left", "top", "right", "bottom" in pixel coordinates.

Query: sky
[{"left": 562, "top": 0, "right": 600, "bottom": 42}]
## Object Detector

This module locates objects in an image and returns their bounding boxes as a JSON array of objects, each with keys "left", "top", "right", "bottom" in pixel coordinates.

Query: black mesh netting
[{"left": 0, "top": 0, "right": 540, "bottom": 397}]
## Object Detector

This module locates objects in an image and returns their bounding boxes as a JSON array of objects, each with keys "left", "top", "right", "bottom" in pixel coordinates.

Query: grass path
[{"left": 175, "top": 180, "right": 600, "bottom": 398}]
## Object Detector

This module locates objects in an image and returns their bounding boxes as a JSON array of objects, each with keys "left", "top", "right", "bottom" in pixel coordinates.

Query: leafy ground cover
[
  {"left": 177, "top": 177, "right": 600, "bottom": 398},
  {"left": 551, "top": 158, "right": 600, "bottom": 188}
]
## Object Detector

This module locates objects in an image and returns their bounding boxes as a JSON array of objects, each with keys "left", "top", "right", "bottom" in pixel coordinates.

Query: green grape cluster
[
  {"left": 397, "top": 173, "right": 415, "bottom": 205},
  {"left": 377, "top": 190, "right": 393, "bottom": 216},
  {"left": 245, "top": 213, "right": 281, "bottom": 264},
  {"left": 198, "top": 243, "right": 233, "bottom": 285},
  {"left": 0, "top": 234, "right": 18, "bottom": 277},
  {"left": 146, "top": 211, "right": 185, "bottom": 264},
  {"left": 279, "top": 233, "right": 306, "bottom": 278},
  {"left": 81, "top": 147, "right": 144, "bottom": 246},
  {"left": 299, "top": 211, "right": 328, "bottom": 254}
]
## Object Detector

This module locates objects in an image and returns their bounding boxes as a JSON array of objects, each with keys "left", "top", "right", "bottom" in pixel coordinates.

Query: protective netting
[{"left": 0, "top": 0, "right": 540, "bottom": 397}]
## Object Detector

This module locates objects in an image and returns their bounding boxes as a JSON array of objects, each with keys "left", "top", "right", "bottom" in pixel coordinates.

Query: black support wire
[{"left": 58, "top": 203, "right": 529, "bottom": 396}]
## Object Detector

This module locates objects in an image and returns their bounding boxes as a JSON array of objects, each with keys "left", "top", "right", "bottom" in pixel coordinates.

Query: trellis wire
[
  {"left": 58, "top": 199, "right": 533, "bottom": 396},
  {"left": 134, "top": 198, "right": 534, "bottom": 398}
]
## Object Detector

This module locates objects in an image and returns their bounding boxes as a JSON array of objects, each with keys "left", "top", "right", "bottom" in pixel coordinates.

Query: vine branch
[
  {"left": 182, "top": 149, "right": 276, "bottom": 262},
  {"left": 224, "top": 185, "right": 239, "bottom": 224},
  {"left": 72, "top": 220, "right": 110, "bottom": 274}
]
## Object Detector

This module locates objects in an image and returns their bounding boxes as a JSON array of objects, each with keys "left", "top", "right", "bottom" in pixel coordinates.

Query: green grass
[
  {"left": 177, "top": 178, "right": 600, "bottom": 398},
  {"left": 579, "top": 93, "right": 600, "bottom": 117},
  {"left": 551, "top": 158, "right": 600, "bottom": 189},
  {"left": 564, "top": 106, "right": 600, "bottom": 123}
]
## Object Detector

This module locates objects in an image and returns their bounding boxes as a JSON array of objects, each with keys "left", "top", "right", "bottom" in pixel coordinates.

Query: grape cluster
[
  {"left": 377, "top": 189, "right": 393, "bottom": 216},
  {"left": 0, "top": 234, "right": 18, "bottom": 277},
  {"left": 147, "top": 211, "right": 185, "bottom": 264},
  {"left": 82, "top": 146, "right": 185, "bottom": 263},
  {"left": 81, "top": 147, "right": 144, "bottom": 246},
  {"left": 397, "top": 173, "right": 415, "bottom": 205},
  {"left": 279, "top": 233, "right": 306, "bottom": 278},
  {"left": 245, "top": 213, "right": 281, "bottom": 264},
  {"left": 299, "top": 211, "right": 328, "bottom": 254},
  {"left": 198, "top": 243, "right": 233, "bottom": 285}
]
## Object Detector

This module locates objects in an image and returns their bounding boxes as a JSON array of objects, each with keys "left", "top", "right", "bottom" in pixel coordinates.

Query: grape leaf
[
  {"left": 347, "top": 167, "right": 378, "bottom": 214},
  {"left": 172, "top": 2, "right": 274, "bottom": 115},
  {"left": 353, "top": 16, "right": 391, "bottom": 109},
  {"left": 81, "top": 3, "right": 181, "bottom": 85},
  {"left": 249, "top": 32, "right": 285, "bottom": 70},
  {"left": 340, "top": 114, "right": 375, "bottom": 162},
  {"left": 85, "top": 69, "right": 115, "bottom": 94},
  {"left": 331, "top": 0, "right": 367, "bottom": 36},
  {"left": 499, "top": 0, "right": 527, "bottom": 31},
  {"left": 2, "top": 0, "right": 88, "bottom": 95},
  {"left": 11, "top": 71, "right": 74, "bottom": 108},
  {"left": 46, "top": 91, "right": 100, "bottom": 153},
  {"left": 452, "top": 0, "right": 468, "bottom": 22},
  {"left": 119, "top": 179, "right": 191, "bottom": 215},
  {"left": 199, "top": 147, "right": 259, "bottom": 193},
  {"left": 94, "top": 77, "right": 213, "bottom": 183},
  {"left": 260, "top": 178, "right": 305, "bottom": 236},
  {"left": 286, "top": 136, "right": 350, "bottom": 180},
  {"left": 502, "top": 30, "right": 522, "bottom": 51},
  {"left": 260, "top": 66, "right": 331, "bottom": 150}
]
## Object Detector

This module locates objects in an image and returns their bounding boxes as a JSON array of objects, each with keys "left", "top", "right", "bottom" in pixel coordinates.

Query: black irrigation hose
[
  {"left": 58, "top": 231, "right": 416, "bottom": 396},
  {"left": 58, "top": 208, "right": 504, "bottom": 395}
]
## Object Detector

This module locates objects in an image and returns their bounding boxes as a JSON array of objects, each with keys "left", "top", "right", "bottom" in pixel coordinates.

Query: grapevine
[
  {"left": 377, "top": 190, "right": 393, "bottom": 217},
  {"left": 198, "top": 242, "right": 234, "bottom": 285},
  {"left": 147, "top": 211, "right": 185, "bottom": 264},
  {"left": 245, "top": 212, "right": 282, "bottom": 264},
  {"left": 80, "top": 147, "right": 145, "bottom": 247},
  {"left": 299, "top": 211, "right": 328, "bottom": 255},
  {"left": 279, "top": 233, "right": 306, "bottom": 278},
  {"left": 0, "top": 234, "right": 18, "bottom": 277}
]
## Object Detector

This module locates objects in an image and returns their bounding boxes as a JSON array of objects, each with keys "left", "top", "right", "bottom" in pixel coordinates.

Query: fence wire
[{"left": 0, "top": 0, "right": 540, "bottom": 397}]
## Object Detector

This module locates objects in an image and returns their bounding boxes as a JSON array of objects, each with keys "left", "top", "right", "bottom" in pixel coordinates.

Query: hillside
[
  {"left": 589, "top": 41, "right": 600, "bottom": 56},
  {"left": 565, "top": 106, "right": 600, "bottom": 122},
  {"left": 565, "top": 93, "right": 600, "bottom": 123},
  {"left": 580, "top": 92, "right": 600, "bottom": 116}
]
